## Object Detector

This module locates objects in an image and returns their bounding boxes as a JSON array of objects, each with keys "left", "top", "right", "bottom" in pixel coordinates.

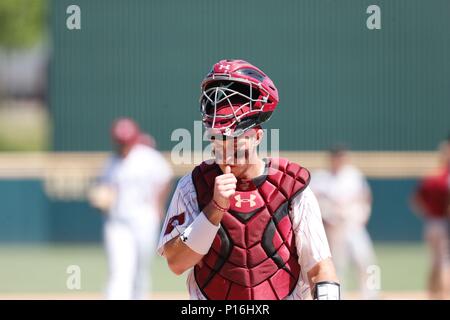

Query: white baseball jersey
[
  {"left": 100, "top": 143, "right": 173, "bottom": 299},
  {"left": 157, "top": 174, "right": 332, "bottom": 300},
  {"left": 310, "top": 164, "right": 371, "bottom": 227},
  {"left": 100, "top": 143, "right": 173, "bottom": 221}
]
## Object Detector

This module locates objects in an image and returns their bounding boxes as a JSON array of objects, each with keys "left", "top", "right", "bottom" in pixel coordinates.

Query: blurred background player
[
  {"left": 310, "top": 145, "right": 377, "bottom": 299},
  {"left": 410, "top": 137, "right": 450, "bottom": 299},
  {"left": 89, "top": 118, "right": 173, "bottom": 299},
  {"left": 138, "top": 132, "right": 157, "bottom": 149}
]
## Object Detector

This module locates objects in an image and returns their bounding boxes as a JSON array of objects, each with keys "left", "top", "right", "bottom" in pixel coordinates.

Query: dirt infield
[{"left": 0, "top": 291, "right": 433, "bottom": 300}]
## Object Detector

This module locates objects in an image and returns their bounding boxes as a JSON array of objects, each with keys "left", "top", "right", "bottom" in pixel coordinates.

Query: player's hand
[
  {"left": 88, "top": 184, "right": 116, "bottom": 213},
  {"left": 212, "top": 166, "right": 237, "bottom": 209}
]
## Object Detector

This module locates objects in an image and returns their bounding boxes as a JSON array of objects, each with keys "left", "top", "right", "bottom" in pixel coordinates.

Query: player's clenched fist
[{"left": 212, "top": 166, "right": 237, "bottom": 210}]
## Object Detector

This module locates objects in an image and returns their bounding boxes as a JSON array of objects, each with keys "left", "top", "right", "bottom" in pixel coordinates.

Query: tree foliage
[{"left": 0, "top": 0, "right": 47, "bottom": 48}]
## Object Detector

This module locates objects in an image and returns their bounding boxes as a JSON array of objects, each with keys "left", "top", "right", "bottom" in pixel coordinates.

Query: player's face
[
  {"left": 114, "top": 143, "right": 132, "bottom": 158},
  {"left": 444, "top": 142, "right": 450, "bottom": 166},
  {"left": 210, "top": 128, "right": 262, "bottom": 166},
  {"left": 437, "top": 141, "right": 450, "bottom": 167},
  {"left": 330, "top": 152, "right": 348, "bottom": 173}
]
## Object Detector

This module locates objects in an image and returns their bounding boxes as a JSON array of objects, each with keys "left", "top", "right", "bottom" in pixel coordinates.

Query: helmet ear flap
[
  {"left": 231, "top": 111, "right": 272, "bottom": 136},
  {"left": 257, "top": 111, "right": 273, "bottom": 125}
]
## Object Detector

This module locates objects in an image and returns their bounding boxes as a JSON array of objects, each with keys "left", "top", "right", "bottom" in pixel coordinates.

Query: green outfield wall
[
  {"left": 50, "top": 0, "right": 450, "bottom": 151},
  {"left": 0, "top": 178, "right": 423, "bottom": 243}
]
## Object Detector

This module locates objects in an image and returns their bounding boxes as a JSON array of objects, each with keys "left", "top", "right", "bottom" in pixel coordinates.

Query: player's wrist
[
  {"left": 180, "top": 212, "right": 220, "bottom": 255},
  {"left": 313, "top": 281, "right": 341, "bottom": 300},
  {"left": 212, "top": 198, "right": 229, "bottom": 212},
  {"left": 212, "top": 196, "right": 230, "bottom": 210},
  {"left": 204, "top": 201, "right": 226, "bottom": 225}
]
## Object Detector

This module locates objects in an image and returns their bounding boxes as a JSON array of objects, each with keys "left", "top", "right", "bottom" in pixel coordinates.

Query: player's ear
[{"left": 254, "top": 128, "right": 264, "bottom": 147}]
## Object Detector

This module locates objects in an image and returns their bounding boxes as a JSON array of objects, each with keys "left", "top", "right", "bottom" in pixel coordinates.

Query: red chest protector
[{"left": 192, "top": 158, "right": 310, "bottom": 300}]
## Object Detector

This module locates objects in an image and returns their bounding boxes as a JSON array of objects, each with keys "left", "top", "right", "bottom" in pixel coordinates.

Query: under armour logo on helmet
[
  {"left": 218, "top": 64, "right": 230, "bottom": 71},
  {"left": 234, "top": 194, "right": 257, "bottom": 208}
]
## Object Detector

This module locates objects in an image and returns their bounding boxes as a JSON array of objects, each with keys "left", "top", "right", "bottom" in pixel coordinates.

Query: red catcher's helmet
[
  {"left": 111, "top": 118, "right": 140, "bottom": 146},
  {"left": 200, "top": 59, "right": 279, "bottom": 137}
]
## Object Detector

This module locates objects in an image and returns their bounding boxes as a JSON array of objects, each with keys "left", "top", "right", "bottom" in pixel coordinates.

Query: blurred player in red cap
[
  {"left": 157, "top": 60, "right": 339, "bottom": 300},
  {"left": 411, "top": 137, "right": 450, "bottom": 299},
  {"left": 111, "top": 117, "right": 141, "bottom": 155},
  {"left": 89, "top": 117, "right": 173, "bottom": 299}
]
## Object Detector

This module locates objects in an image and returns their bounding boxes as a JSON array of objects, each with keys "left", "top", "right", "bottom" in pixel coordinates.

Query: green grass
[
  {"left": 0, "top": 244, "right": 186, "bottom": 294},
  {"left": 342, "top": 243, "right": 428, "bottom": 292},
  {"left": 0, "top": 243, "right": 428, "bottom": 294}
]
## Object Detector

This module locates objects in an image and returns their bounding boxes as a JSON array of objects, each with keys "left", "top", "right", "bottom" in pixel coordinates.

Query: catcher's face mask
[{"left": 200, "top": 80, "right": 271, "bottom": 138}]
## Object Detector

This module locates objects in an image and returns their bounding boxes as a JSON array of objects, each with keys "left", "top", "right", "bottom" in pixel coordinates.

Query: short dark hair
[{"left": 329, "top": 143, "right": 349, "bottom": 156}]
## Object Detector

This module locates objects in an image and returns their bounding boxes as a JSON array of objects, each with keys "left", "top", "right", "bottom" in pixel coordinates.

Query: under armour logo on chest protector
[{"left": 234, "top": 194, "right": 257, "bottom": 208}]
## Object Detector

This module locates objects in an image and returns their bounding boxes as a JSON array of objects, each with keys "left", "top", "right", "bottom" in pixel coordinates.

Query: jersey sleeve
[
  {"left": 152, "top": 151, "right": 174, "bottom": 187},
  {"left": 361, "top": 174, "right": 372, "bottom": 196},
  {"left": 289, "top": 186, "right": 332, "bottom": 273},
  {"left": 97, "top": 156, "right": 116, "bottom": 184},
  {"left": 157, "top": 173, "right": 200, "bottom": 256}
]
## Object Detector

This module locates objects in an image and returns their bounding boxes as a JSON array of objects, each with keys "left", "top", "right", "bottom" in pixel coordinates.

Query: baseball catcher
[{"left": 158, "top": 59, "right": 340, "bottom": 300}]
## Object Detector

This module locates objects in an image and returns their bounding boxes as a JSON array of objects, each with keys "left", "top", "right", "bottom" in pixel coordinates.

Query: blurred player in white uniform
[
  {"left": 411, "top": 139, "right": 450, "bottom": 299},
  {"left": 158, "top": 60, "right": 339, "bottom": 300},
  {"left": 310, "top": 145, "right": 377, "bottom": 299},
  {"left": 89, "top": 118, "right": 173, "bottom": 299}
]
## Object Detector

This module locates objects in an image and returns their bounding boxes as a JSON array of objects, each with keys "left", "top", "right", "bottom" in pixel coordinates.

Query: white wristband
[
  {"left": 314, "top": 281, "right": 341, "bottom": 300},
  {"left": 180, "top": 212, "right": 220, "bottom": 255}
]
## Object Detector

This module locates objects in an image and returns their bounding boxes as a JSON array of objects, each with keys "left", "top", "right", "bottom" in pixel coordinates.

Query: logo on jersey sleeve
[{"left": 164, "top": 212, "right": 185, "bottom": 235}]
